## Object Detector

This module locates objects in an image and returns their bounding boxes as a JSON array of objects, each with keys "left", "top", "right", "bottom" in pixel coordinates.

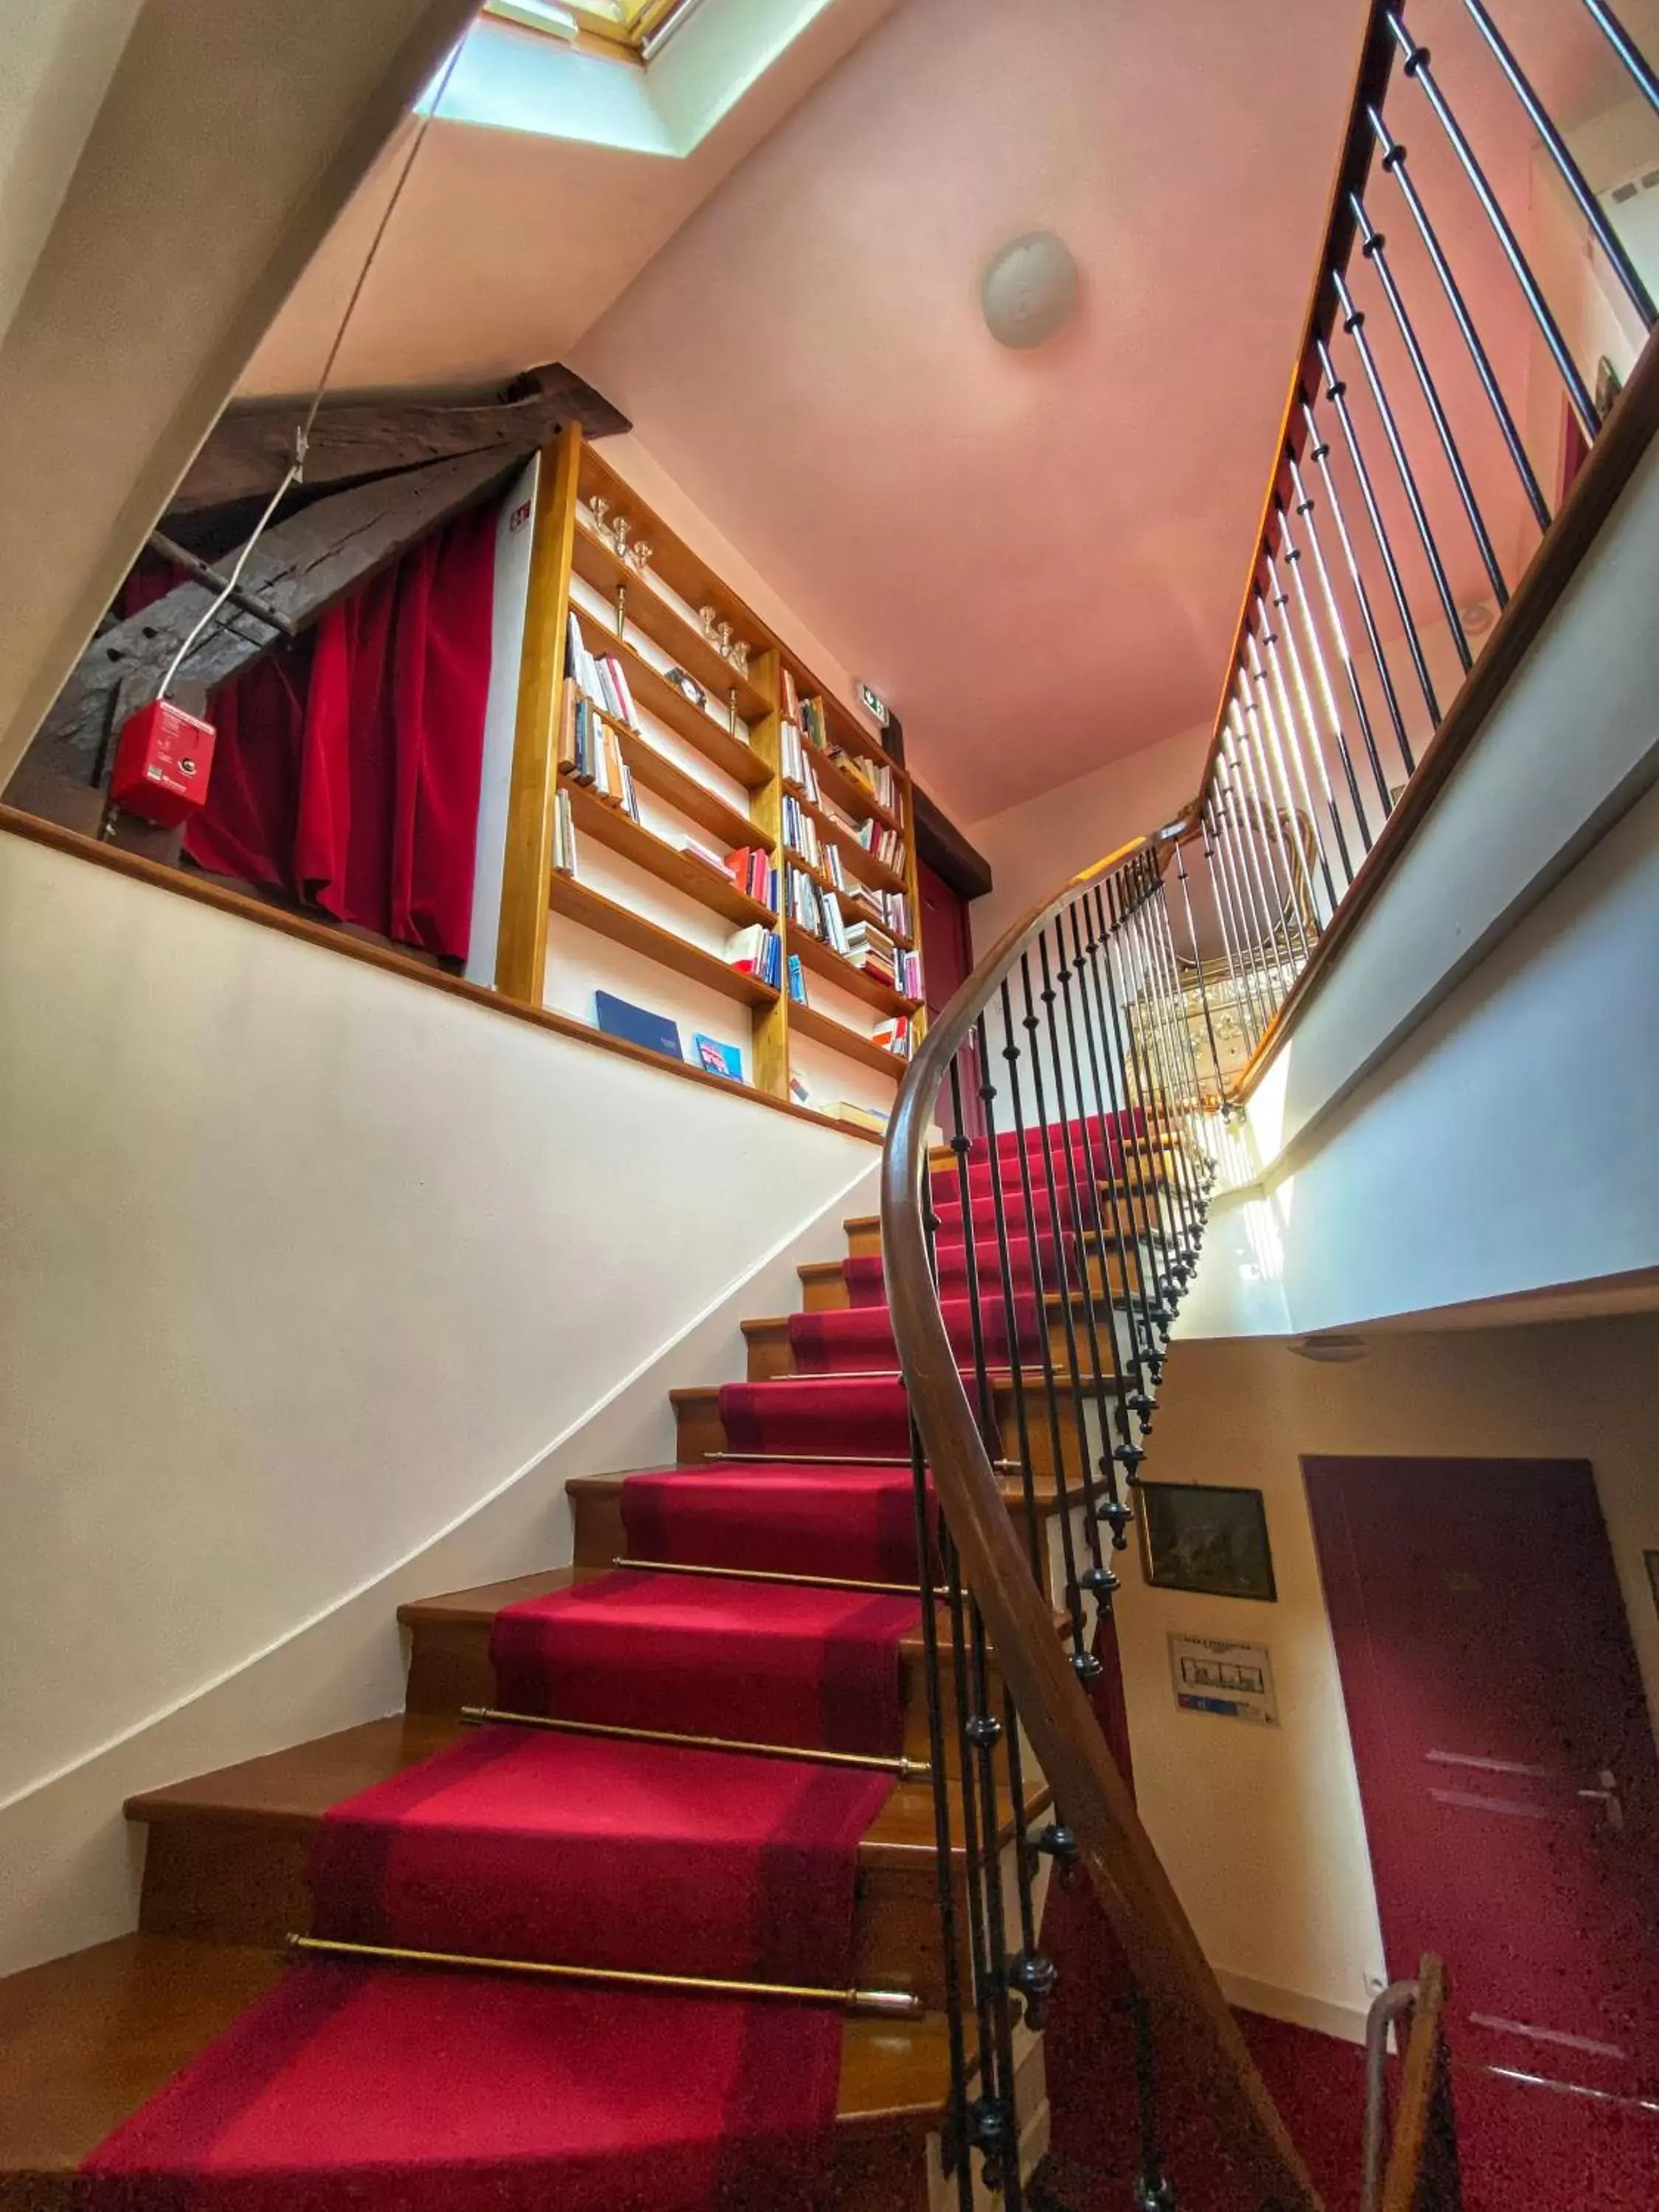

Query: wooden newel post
[{"left": 495, "top": 419, "right": 582, "bottom": 1002}]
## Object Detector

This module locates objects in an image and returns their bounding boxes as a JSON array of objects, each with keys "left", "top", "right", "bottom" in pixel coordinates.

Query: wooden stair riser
[
  {"left": 671, "top": 1385, "right": 1103, "bottom": 1501},
  {"left": 742, "top": 1307, "right": 1154, "bottom": 1387},
  {"left": 128, "top": 1792, "right": 1038, "bottom": 2015}
]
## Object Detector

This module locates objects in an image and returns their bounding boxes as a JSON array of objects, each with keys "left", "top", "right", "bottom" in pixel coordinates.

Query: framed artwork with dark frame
[{"left": 1138, "top": 1482, "right": 1277, "bottom": 1603}]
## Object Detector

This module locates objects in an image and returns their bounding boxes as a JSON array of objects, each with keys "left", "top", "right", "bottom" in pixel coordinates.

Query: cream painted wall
[
  {"left": 966, "top": 722, "right": 1209, "bottom": 947},
  {"left": 1121, "top": 1315, "right": 1659, "bottom": 2041},
  {"left": 0, "top": 0, "right": 142, "bottom": 352},
  {"left": 0, "top": 826, "right": 879, "bottom": 1973}
]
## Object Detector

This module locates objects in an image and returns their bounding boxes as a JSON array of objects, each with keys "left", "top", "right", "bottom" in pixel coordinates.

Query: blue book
[
  {"left": 594, "top": 990, "right": 682, "bottom": 1062},
  {"left": 692, "top": 1033, "right": 743, "bottom": 1082}
]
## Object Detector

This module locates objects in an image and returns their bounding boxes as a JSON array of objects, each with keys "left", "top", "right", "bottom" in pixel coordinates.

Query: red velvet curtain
[{"left": 178, "top": 495, "right": 500, "bottom": 961}]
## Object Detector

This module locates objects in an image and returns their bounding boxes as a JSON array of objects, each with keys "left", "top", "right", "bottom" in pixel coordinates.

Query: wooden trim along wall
[
  {"left": 0, "top": 805, "right": 885, "bottom": 1150},
  {"left": 495, "top": 422, "right": 582, "bottom": 1000}
]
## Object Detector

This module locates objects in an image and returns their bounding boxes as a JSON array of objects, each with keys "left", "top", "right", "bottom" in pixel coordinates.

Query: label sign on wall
[{"left": 1168, "top": 1632, "right": 1279, "bottom": 1726}]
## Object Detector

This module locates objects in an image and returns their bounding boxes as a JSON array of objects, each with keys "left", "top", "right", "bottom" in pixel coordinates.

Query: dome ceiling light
[{"left": 981, "top": 232, "right": 1079, "bottom": 350}]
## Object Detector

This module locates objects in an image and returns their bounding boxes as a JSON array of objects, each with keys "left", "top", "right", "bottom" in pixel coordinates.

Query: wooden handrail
[{"left": 880, "top": 831, "right": 1323, "bottom": 2212}]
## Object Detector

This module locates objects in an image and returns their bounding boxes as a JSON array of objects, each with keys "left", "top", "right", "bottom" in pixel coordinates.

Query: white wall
[
  {"left": 0, "top": 825, "right": 879, "bottom": 1973},
  {"left": 966, "top": 720, "right": 1209, "bottom": 947},
  {"left": 1122, "top": 1315, "right": 1659, "bottom": 2042}
]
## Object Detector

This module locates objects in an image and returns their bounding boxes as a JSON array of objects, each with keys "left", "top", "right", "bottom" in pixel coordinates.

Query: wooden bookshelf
[
  {"left": 789, "top": 998, "right": 912, "bottom": 1081},
  {"left": 791, "top": 928, "right": 920, "bottom": 1018},
  {"left": 560, "top": 779, "right": 776, "bottom": 927},
  {"left": 551, "top": 874, "right": 779, "bottom": 1009},
  {"left": 519, "top": 427, "right": 925, "bottom": 1107}
]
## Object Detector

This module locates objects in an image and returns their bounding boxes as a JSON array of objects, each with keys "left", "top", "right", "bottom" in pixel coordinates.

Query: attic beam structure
[
  {"left": 0, "top": 0, "right": 483, "bottom": 798},
  {"left": 171, "top": 363, "right": 630, "bottom": 512},
  {"left": 7, "top": 451, "right": 526, "bottom": 834}
]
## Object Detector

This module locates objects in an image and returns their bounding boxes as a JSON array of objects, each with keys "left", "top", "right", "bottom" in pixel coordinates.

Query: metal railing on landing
[
  {"left": 879, "top": 6, "right": 1659, "bottom": 2205},
  {"left": 1183, "top": 0, "right": 1659, "bottom": 1084}
]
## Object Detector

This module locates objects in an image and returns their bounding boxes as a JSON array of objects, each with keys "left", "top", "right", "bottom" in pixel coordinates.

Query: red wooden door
[
  {"left": 917, "top": 859, "right": 982, "bottom": 1141},
  {"left": 1305, "top": 1455, "right": 1659, "bottom": 2100}
]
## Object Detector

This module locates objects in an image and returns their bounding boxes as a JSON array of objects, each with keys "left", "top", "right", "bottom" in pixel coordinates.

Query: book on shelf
[
  {"left": 781, "top": 793, "right": 821, "bottom": 872},
  {"left": 553, "top": 786, "right": 577, "bottom": 877},
  {"left": 824, "top": 844, "right": 846, "bottom": 894},
  {"left": 789, "top": 1071, "right": 814, "bottom": 1110},
  {"left": 726, "top": 921, "right": 782, "bottom": 990},
  {"left": 832, "top": 1099, "right": 890, "bottom": 1134},
  {"left": 787, "top": 953, "right": 807, "bottom": 1006},
  {"left": 566, "top": 611, "right": 639, "bottom": 731},
  {"left": 871, "top": 1015, "right": 915, "bottom": 1062},
  {"left": 782, "top": 666, "right": 801, "bottom": 722},
  {"left": 722, "top": 846, "right": 778, "bottom": 911},
  {"left": 779, "top": 717, "right": 819, "bottom": 801},
  {"left": 692, "top": 1033, "right": 744, "bottom": 1082},
  {"left": 799, "top": 695, "right": 829, "bottom": 751},
  {"left": 560, "top": 686, "right": 640, "bottom": 822},
  {"left": 595, "top": 990, "right": 681, "bottom": 1062},
  {"left": 830, "top": 745, "right": 897, "bottom": 815}
]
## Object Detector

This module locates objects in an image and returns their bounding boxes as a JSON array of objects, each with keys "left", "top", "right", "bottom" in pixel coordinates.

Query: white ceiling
[{"left": 243, "top": 0, "right": 1659, "bottom": 824}]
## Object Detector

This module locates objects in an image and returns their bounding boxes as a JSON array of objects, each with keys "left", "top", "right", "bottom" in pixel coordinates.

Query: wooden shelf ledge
[
  {"left": 793, "top": 928, "right": 919, "bottom": 1017},
  {"left": 606, "top": 717, "right": 768, "bottom": 853},
  {"left": 790, "top": 997, "right": 909, "bottom": 1080},
  {"left": 571, "top": 524, "right": 772, "bottom": 725},
  {"left": 561, "top": 779, "right": 775, "bottom": 928},
  {"left": 570, "top": 602, "right": 770, "bottom": 792},
  {"left": 550, "top": 871, "right": 779, "bottom": 1009}
]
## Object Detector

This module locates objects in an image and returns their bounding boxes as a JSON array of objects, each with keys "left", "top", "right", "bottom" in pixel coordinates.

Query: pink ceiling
[
  {"left": 571, "top": 0, "right": 1367, "bottom": 821},
  {"left": 571, "top": 0, "right": 1654, "bottom": 823}
]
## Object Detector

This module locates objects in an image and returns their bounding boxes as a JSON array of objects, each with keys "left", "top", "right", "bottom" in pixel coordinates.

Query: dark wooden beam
[
  {"left": 914, "top": 785, "right": 992, "bottom": 900},
  {"left": 7, "top": 448, "right": 524, "bottom": 827},
  {"left": 169, "top": 362, "right": 629, "bottom": 514}
]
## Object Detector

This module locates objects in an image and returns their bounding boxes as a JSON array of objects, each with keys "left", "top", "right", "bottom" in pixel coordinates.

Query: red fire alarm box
[{"left": 109, "top": 700, "right": 217, "bottom": 828}]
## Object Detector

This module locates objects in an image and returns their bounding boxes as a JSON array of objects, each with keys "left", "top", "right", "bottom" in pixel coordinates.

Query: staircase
[{"left": 0, "top": 1138, "right": 1157, "bottom": 2212}]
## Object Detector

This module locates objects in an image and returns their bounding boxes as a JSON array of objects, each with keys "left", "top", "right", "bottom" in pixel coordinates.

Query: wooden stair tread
[
  {"left": 0, "top": 1935, "right": 949, "bottom": 2186},
  {"left": 396, "top": 1565, "right": 578, "bottom": 1629},
  {"left": 123, "top": 1716, "right": 1041, "bottom": 1871}
]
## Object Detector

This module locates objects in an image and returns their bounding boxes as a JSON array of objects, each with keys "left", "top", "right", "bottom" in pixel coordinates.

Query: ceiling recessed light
[{"left": 981, "top": 232, "right": 1079, "bottom": 350}]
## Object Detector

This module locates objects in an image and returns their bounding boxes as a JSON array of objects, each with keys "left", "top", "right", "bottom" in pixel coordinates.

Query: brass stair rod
[
  {"left": 460, "top": 1703, "right": 931, "bottom": 1781},
  {"left": 710, "top": 1452, "right": 1026, "bottom": 1473},
  {"left": 288, "top": 1933, "right": 923, "bottom": 2017},
  {"left": 612, "top": 1554, "right": 945, "bottom": 1599}
]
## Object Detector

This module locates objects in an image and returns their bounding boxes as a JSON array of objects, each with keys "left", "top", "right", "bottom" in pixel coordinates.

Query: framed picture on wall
[{"left": 1138, "top": 1482, "right": 1276, "bottom": 1603}]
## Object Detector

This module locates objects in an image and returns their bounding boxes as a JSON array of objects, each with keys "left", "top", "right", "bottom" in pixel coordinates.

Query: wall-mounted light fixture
[{"left": 981, "top": 232, "right": 1079, "bottom": 350}]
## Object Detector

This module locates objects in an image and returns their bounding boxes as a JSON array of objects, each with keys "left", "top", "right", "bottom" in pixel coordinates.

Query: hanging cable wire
[{"left": 150, "top": 29, "right": 473, "bottom": 712}]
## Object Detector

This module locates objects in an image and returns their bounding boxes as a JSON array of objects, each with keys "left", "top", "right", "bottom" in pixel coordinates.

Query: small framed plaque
[{"left": 1138, "top": 1481, "right": 1276, "bottom": 1603}]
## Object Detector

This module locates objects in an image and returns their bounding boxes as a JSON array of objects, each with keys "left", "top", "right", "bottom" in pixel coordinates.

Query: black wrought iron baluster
[
  {"left": 1067, "top": 898, "right": 1141, "bottom": 1548},
  {"left": 1249, "top": 621, "right": 1337, "bottom": 919},
  {"left": 1077, "top": 896, "right": 1166, "bottom": 1462},
  {"left": 1286, "top": 451, "right": 1395, "bottom": 821},
  {"left": 1366, "top": 103, "right": 1551, "bottom": 534},
  {"left": 1133, "top": 1986, "right": 1177, "bottom": 2212},
  {"left": 1088, "top": 884, "right": 1169, "bottom": 1437},
  {"left": 1174, "top": 839, "right": 1231, "bottom": 1100},
  {"left": 1270, "top": 530, "right": 1367, "bottom": 871},
  {"left": 1234, "top": 688, "right": 1312, "bottom": 967},
  {"left": 908, "top": 1155, "right": 975, "bottom": 2212},
  {"left": 1385, "top": 12, "right": 1599, "bottom": 440},
  {"left": 1005, "top": 969, "right": 1094, "bottom": 1670},
  {"left": 1332, "top": 265, "right": 1472, "bottom": 675},
  {"left": 965, "top": 1016, "right": 1050, "bottom": 2031},
  {"left": 1298, "top": 406, "right": 1416, "bottom": 786},
  {"left": 1580, "top": 0, "right": 1659, "bottom": 117},
  {"left": 1351, "top": 193, "right": 1508, "bottom": 607},
  {"left": 1315, "top": 334, "right": 1439, "bottom": 737},
  {"left": 1460, "top": 0, "right": 1656, "bottom": 330},
  {"left": 1260, "top": 568, "right": 1354, "bottom": 890},
  {"left": 1213, "top": 754, "right": 1281, "bottom": 1026},
  {"left": 1028, "top": 936, "right": 1113, "bottom": 1663},
  {"left": 1104, "top": 876, "right": 1186, "bottom": 1318},
  {"left": 1222, "top": 713, "right": 1301, "bottom": 992},
  {"left": 1202, "top": 796, "right": 1270, "bottom": 1043},
  {"left": 1046, "top": 915, "right": 1131, "bottom": 1603}
]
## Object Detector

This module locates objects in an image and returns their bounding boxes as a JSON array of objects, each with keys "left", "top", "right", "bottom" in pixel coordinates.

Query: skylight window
[{"left": 482, "top": 0, "right": 703, "bottom": 62}]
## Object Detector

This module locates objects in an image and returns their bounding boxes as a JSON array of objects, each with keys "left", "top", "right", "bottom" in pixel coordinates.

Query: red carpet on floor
[
  {"left": 843, "top": 1231, "right": 1078, "bottom": 1308},
  {"left": 718, "top": 1376, "right": 921, "bottom": 1458},
  {"left": 492, "top": 1567, "right": 918, "bottom": 1756},
  {"left": 621, "top": 1463, "right": 929, "bottom": 1585},
  {"left": 83, "top": 1964, "right": 846, "bottom": 2212}
]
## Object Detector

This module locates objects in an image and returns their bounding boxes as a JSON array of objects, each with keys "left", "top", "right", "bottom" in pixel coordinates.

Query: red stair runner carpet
[
  {"left": 622, "top": 1463, "right": 928, "bottom": 1584},
  {"left": 787, "top": 1296, "right": 1043, "bottom": 1375},
  {"left": 843, "top": 1230, "right": 1079, "bottom": 1309}
]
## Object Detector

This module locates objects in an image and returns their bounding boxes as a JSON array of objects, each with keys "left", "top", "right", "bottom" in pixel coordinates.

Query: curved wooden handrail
[{"left": 880, "top": 835, "right": 1323, "bottom": 2211}]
